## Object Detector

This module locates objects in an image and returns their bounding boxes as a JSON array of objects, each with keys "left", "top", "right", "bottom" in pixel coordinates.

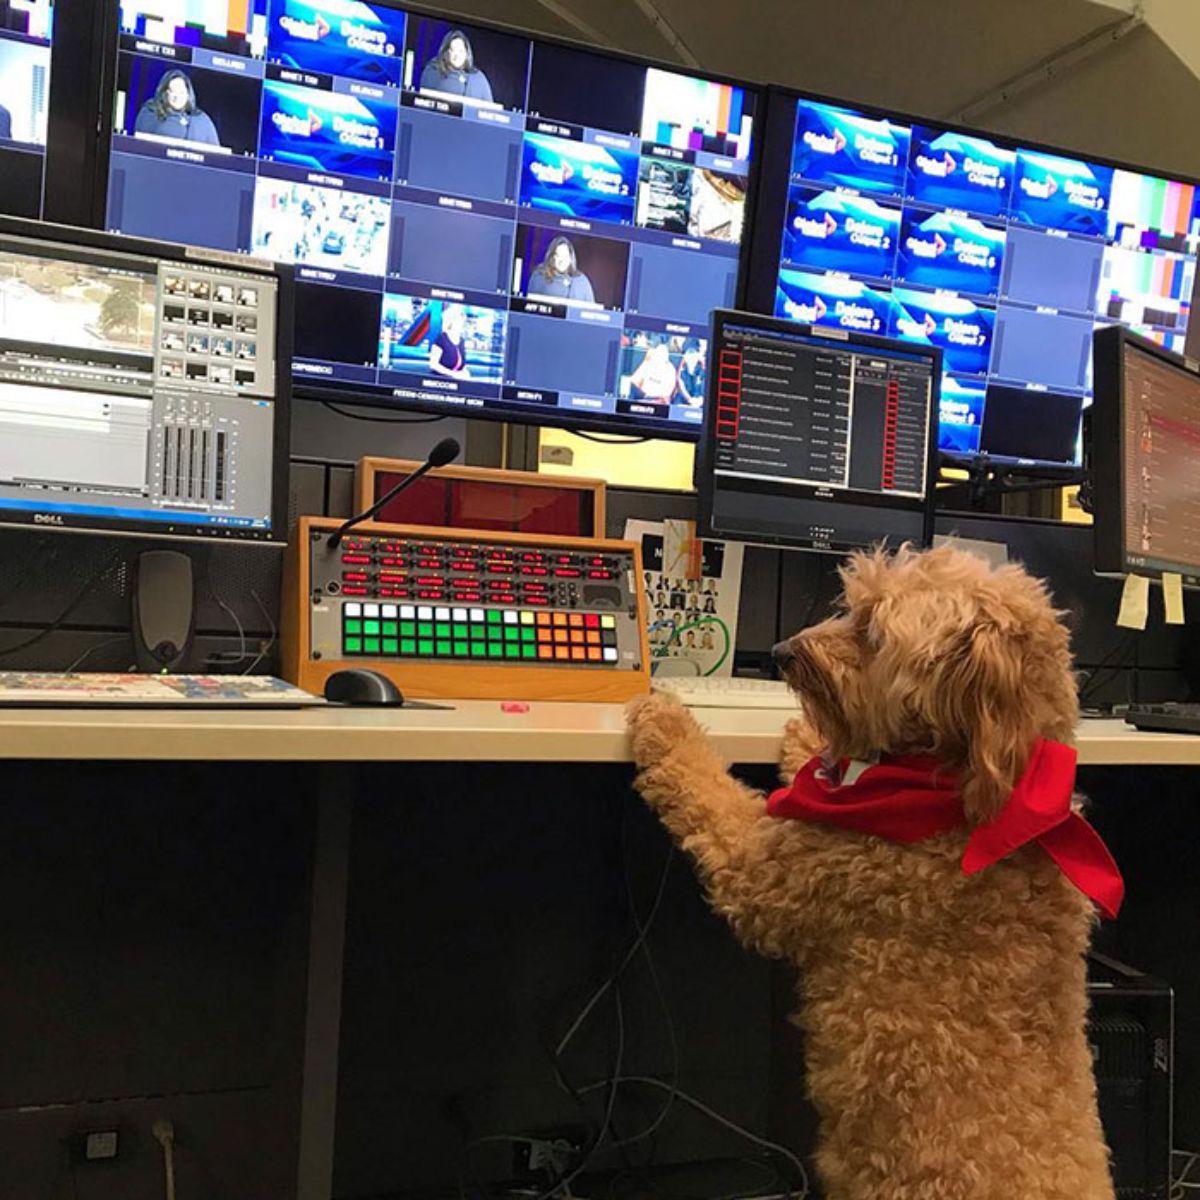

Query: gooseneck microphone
[{"left": 326, "top": 436, "right": 460, "bottom": 548}]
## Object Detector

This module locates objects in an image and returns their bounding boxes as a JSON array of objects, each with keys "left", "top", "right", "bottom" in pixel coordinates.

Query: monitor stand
[{"left": 132, "top": 550, "right": 195, "bottom": 673}]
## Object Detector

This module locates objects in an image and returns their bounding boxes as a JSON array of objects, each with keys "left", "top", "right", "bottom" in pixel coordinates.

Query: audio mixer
[{"left": 283, "top": 518, "right": 650, "bottom": 702}]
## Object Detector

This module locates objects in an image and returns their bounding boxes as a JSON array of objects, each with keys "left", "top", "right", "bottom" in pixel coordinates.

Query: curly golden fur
[{"left": 627, "top": 545, "right": 1113, "bottom": 1200}]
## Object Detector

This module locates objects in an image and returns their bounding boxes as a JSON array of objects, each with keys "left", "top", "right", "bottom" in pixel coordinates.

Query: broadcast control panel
[{"left": 284, "top": 518, "right": 650, "bottom": 702}]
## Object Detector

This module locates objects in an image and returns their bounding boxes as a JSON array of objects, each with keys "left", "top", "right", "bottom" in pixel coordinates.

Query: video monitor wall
[
  {"left": 0, "top": 0, "right": 53, "bottom": 217},
  {"left": 748, "top": 90, "right": 1200, "bottom": 467},
  {"left": 103, "top": 0, "right": 757, "bottom": 438}
]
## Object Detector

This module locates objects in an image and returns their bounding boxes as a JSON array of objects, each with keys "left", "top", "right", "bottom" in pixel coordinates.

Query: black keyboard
[{"left": 1125, "top": 703, "right": 1200, "bottom": 735}]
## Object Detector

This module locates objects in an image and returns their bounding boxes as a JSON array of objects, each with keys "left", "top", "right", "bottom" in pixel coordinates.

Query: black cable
[
  {"left": 572, "top": 431, "right": 650, "bottom": 444},
  {"left": 1078, "top": 635, "right": 1137, "bottom": 708},
  {"left": 0, "top": 554, "right": 123, "bottom": 660},
  {"left": 319, "top": 400, "right": 446, "bottom": 424}
]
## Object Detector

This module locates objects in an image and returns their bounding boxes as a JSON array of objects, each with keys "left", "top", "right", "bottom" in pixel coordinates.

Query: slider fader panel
[{"left": 284, "top": 518, "right": 650, "bottom": 702}]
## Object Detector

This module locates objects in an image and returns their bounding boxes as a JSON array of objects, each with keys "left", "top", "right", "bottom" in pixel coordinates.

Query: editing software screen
[
  {"left": 700, "top": 314, "right": 936, "bottom": 553},
  {"left": 1121, "top": 341, "right": 1200, "bottom": 580},
  {"left": 104, "top": 0, "right": 757, "bottom": 438},
  {"left": 0, "top": 0, "right": 53, "bottom": 217},
  {"left": 751, "top": 92, "right": 1200, "bottom": 467},
  {"left": 0, "top": 230, "right": 281, "bottom": 539}
]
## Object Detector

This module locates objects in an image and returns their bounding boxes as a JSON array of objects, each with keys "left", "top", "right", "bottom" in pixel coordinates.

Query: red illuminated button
[
  {"left": 341, "top": 585, "right": 368, "bottom": 596},
  {"left": 584, "top": 614, "right": 600, "bottom": 628},
  {"left": 555, "top": 568, "right": 581, "bottom": 578},
  {"left": 342, "top": 571, "right": 369, "bottom": 583},
  {"left": 341, "top": 554, "right": 371, "bottom": 565}
]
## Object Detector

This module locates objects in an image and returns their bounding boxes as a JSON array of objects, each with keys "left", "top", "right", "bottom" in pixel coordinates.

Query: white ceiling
[{"left": 431, "top": 0, "right": 1200, "bottom": 179}]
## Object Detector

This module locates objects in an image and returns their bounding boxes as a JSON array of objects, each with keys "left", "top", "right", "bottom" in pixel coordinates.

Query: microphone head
[{"left": 428, "top": 437, "right": 461, "bottom": 468}]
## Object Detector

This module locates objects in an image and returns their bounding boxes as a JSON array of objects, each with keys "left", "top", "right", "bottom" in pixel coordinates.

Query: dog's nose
[{"left": 772, "top": 640, "right": 796, "bottom": 673}]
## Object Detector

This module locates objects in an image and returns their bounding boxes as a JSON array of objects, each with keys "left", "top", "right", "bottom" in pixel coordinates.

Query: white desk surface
[{"left": 0, "top": 703, "right": 1194, "bottom": 765}]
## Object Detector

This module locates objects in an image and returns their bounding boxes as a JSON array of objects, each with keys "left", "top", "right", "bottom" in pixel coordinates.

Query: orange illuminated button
[
  {"left": 537, "top": 628, "right": 553, "bottom": 642},
  {"left": 588, "top": 648, "right": 601, "bottom": 661},
  {"left": 568, "top": 614, "right": 583, "bottom": 627},
  {"left": 586, "top": 631, "right": 600, "bottom": 645},
  {"left": 571, "top": 648, "right": 587, "bottom": 661},
  {"left": 570, "top": 630, "right": 584, "bottom": 644},
  {"left": 536, "top": 612, "right": 551, "bottom": 626},
  {"left": 538, "top": 645, "right": 554, "bottom": 659},
  {"left": 554, "top": 629, "right": 568, "bottom": 643},
  {"left": 555, "top": 646, "right": 571, "bottom": 660},
  {"left": 552, "top": 612, "right": 568, "bottom": 626}
]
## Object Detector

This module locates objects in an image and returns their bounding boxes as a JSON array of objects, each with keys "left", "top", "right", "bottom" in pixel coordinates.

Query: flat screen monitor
[
  {"left": 0, "top": 215, "right": 291, "bottom": 542},
  {"left": 746, "top": 88, "right": 1200, "bottom": 469},
  {"left": 101, "top": 1, "right": 758, "bottom": 440},
  {"left": 0, "top": 0, "right": 53, "bottom": 217},
  {"left": 698, "top": 309, "right": 939, "bottom": 554},
  {"left": 1092, "top": 324, "right": 1200, "bottom": 587}
]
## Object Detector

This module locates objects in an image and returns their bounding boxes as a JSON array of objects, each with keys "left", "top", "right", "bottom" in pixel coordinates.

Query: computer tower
[{"left": 1088, "top": 953, "right": 1173, "bottom": 1199}]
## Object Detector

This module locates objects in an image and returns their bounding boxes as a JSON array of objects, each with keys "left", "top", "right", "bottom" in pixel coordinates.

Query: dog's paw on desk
[{"left": 625, "top": 691, "right": 706, "bottom": 769}]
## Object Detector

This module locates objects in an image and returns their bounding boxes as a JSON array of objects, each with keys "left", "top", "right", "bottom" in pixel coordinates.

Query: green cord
[{"left": 652, "top": 614, "right": 731, "bottom": 676}]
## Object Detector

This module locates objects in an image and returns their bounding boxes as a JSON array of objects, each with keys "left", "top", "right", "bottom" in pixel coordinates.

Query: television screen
[
  {"left": 0, "top": 0, "right": 53, "bottom": 217},
  {"left": 750, "top": 92, "right": 1200, "bottom": 466},
  {"left": 104, "top": 1, "right": 757, "bottom": 438}
]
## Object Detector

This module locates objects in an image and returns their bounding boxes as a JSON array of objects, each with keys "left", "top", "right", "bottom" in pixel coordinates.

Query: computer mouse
[{"left": 323, "top": 668, "right": 405, "bottom": 707}]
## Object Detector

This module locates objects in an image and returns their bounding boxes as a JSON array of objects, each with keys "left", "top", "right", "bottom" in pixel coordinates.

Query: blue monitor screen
[
  {"left": 104, "top": 1, "right": 757, "bottom": 438},
  {"left": 0, "top": 0, "right": 53, "bottom": 217},
  {"left": 764, "top": 93, "right": 1200, "bottom": 466}
]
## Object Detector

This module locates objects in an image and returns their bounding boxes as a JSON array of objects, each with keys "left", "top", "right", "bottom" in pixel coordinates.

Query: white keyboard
[{"left": 652, "top": 675, "right": 798, "bottom": 710}]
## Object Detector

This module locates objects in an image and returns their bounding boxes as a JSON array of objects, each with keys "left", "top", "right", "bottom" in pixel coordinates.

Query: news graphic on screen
[
  {"left": 105, "top": 1, "right": 757, "bottom": 437},
  {"left": 759, "top": 92, "right": 1200, "bottom": 465},
  {"left": 0, "top": 0, "right": 53, "bottom": 217}
]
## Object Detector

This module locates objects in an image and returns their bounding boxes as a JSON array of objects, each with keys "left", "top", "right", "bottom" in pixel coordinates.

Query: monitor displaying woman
[
  {"left": 527, "top": 236, "right": 595, "bottom": 305},
  {"left": 428, "top": 303, "right": 471, "bottom": 379},
  {"left": 419, "top": 30, "right": 493, "bottom": 104},
  {"left": 134, "top": 69, "right": 219, "bottom": 146}
]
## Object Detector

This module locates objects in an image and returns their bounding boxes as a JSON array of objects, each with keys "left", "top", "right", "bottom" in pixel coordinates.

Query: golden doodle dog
[{"left": 627, "top": 545, "right": 1124, "bottom": 1200}]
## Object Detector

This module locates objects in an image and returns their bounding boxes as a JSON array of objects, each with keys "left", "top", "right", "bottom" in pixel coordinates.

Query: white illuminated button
[
  {"left": 418, "top": 606, "right": 434, "bottom": 620},
  {"left": 470, "top": 608, "right": 485, "bottom": 622},
  {"left": 344, "top": 603, "right": 363, "bottom": 617},
  {"left": 453, "top": 607, "right": 468, "bottom": 622},
  {"left": 503, "top": 610, "right": 518, "bottom": 624},
  {"left": 435, "top": 607, "right": 451, "bottom": 621},
  {"left": 363, "top": 604, "right": 380, "bottom": 618},
  {"left": 603, "top": 648, "right": 618, "bottom": 662},
  {"left": 400, "top": 605, "right": 416, "bottom": 620},
  {"left": 381, "top": 604, "right": 398, "bottom": 618}
]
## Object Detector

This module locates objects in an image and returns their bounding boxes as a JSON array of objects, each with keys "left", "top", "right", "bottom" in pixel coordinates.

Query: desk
[
  {"left": 0, "top": 705, "right": 1194, "bottom": 765},
  {"left": 1, "top": 704, "right": 1195, "bottom": 1199}
]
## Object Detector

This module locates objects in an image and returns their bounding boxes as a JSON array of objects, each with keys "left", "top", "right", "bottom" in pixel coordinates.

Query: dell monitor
[
  {"left": 698, "top": 309, "right": 939, "bottom": 554},
  {"left": 0, "top": 215, "right": 291, "bottom": 542},
  {"left": 744, "top": 87, "right": 1200, "bottom": 470},
  {"left": 101, "top": 0, "right": 759, "bottom": 439},
  {"left": 1092, "top": 324, "right": 1200, "bottom": 587},
  {"left": 0, "top": 0, "right": 53, "bottom": 217}
]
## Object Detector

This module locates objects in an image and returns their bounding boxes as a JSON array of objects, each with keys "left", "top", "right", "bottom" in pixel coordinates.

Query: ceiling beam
[
  {"left": 529, "top": 0, "right": 609, "bottom": 46},
  {"left": 628, "top": 0, "right": 701, "bottom": 67},
  {"left": 944, "top": 11, "right": 1144, "bottom": 123}
]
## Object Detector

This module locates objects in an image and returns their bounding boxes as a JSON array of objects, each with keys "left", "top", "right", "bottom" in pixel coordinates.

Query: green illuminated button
[
  {"left": 436, "top": 640, "right": 452, "bottom": 656},
  {"left": 453, "top": 623, "right": 469, "bottom": 640},
  {"left": 400, "top": 621, "right": 416, "bottom": 637},
  {"left": 344, "top": 619, "right": 362, "bottom": 635},
  {"left": 471, "top": 642, "right": 486, "bottom": 658},
  {"left": 418, "top": 622, "right": 433, "bottom": 638},
  {"left": 364, "top": 638, "right": 380, "bottom": 654},
  {"left": 488, "top": 643, "right": 503, "bottom": 658},
  {"left": 363, "top": 620, "right": 381, "bottom": 636},
  {"left": 453, "top": 641, "right": 469, "bottom": 657},
  {"left": 521, "top": 627, "right": 535, "bottom": 642},
  {"left": 382, "top": 621, "right": 398, "bottom": 636},
  {"left": 522, "top": 644, "right": 536, "bottom": 659},
  {"left": 504, "top": 644, "right": 520, "bottom": 658},
  {"left": 344, "top": 637, "right": 362, "bottom": 654},
  {"left": 418, "top": 639, "right": 434, "bottom": 656},
  {"left": 486, "top": 610, "right": 501, "bottom": 624},
  {"left": 504, "top": 626, "right": 519, "bottom": 641},
  {"left": 400, "top": 639, "right": 416, "bottom": 655},
  {"left": 383, "top": 638, "right": 398, "bottom": 655},
  {"left": 434, "top": 622, "right": 449, "bottom": 638}
]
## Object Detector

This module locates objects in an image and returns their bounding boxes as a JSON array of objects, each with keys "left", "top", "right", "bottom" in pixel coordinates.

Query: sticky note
[
  {"left": 1163, "top": 573, "right": 1185, "bottom": 625},
  {"left": 1116, "top": 573, "right": 1149, "bottom": 631}
]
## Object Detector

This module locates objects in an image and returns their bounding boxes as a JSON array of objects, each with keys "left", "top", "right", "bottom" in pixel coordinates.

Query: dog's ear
[{"left": 951, "top": 620, "right": 1038, "bottom": 825}]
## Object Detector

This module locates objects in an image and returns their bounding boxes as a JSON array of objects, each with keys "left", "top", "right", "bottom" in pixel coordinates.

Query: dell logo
[{"left": 33, "top": 513, "right": 64, "bottom": 525}]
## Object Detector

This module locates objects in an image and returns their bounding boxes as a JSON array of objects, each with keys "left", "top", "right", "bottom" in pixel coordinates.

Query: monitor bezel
[
  {"left": 1091, "top": 323, "right": 1200, "bottom": 588},
  {"left": 89, "top": 0, "right": 766, "bottom": 443},
  {"left": 743, "top": 83, "right": 1200, "bottom": 471},
  {"left": 697, "top": 307, "right": 941, "bottom": 555},
  {"left": 0, "top": 213, "right": 293, "bottom": 547}
]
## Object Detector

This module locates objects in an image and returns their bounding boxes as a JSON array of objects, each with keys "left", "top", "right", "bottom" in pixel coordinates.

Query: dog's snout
[{"left": 772, "top": 639, "right": 796, "bottom": 673}]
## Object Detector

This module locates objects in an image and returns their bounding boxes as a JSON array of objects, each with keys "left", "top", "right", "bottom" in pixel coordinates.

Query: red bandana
[{"left": 767, "top": 738, "right": 1124, "bottom": 919}]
